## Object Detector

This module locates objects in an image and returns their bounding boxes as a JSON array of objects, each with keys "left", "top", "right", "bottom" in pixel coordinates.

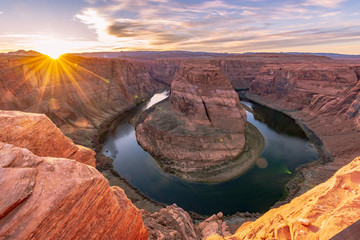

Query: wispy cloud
[
  {"left": 303, "top": 0, "right": 348, "bottom": 8},
  {"left": 73, "top": 0, "right": 360, "bottom": 53}
]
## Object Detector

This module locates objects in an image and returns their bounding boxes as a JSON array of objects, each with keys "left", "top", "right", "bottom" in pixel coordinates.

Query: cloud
[
  {"left": 320, "top": 11, "right": 341, "bottom": 17},
  {"left": 74, "top": 0, "right": 360, "bottom": 53},
  {"left": 0, "top": 11, "right": 3, "bottom": 14},
  {"left": 303, "top": 0, "right": 348, "bottom": 8}
]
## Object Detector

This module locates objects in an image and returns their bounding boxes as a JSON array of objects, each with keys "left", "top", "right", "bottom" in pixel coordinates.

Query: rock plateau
[{"left": 135, "top": 63, "right": 250, "bottom": 181}]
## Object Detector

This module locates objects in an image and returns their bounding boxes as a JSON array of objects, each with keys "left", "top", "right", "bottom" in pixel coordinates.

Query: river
[{"left": 102, "top": 91, "right": 318, "bottom": 215}]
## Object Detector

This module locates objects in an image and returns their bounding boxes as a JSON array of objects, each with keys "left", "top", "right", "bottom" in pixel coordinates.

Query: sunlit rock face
[
  {"left": 0, "top": 110, "right": 95, "bottom": 166},
  {"left": 0, "top": 54, "right": 160, "bottom": 149},
  {"left": 135, "top": 64, "right": 247, "bottom": 180},
  {"left": 0, "top": 111, "right": 148, "bottom": 240},
  {"left": 225, "top": 157, "right": 360, "bottom": 240}
]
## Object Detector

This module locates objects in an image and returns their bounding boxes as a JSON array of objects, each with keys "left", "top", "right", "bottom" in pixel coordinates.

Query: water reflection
[{"left": 102, "top": 93, "right": 318, "bottom": 215}]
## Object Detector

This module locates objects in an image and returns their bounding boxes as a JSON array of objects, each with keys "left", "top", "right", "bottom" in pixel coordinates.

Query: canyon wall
[
  {"left": 1, "top": 52, "right": 360, "bottom": 239},
  {"left": 248, "top": 62, "right": 360, "bottom": 179},
  {"left": 0, "top": 110, "right": 148, "bottom": 240},
  {"left": 0, "top": 54, "right": 160, "bottom": 149}
]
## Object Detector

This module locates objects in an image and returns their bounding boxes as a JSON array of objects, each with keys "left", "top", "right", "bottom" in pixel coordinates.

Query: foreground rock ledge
[
  {"left": 216, "top": 156, "right": 360, "bottom": 240},
  {"left": 0, "top": 111, "right": 148, "bottom": 240},
  {"left": 0, "top": 110, "right": 96, "bottom": 167},
  {"left": 135, "top": 64, "right": 248, "bottom": 181},
  {"left": 0, "top": 142, "right": 148, "bottom": 240}
]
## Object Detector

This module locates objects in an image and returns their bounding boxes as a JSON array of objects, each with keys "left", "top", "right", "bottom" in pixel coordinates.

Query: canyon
[
  {"left": 134, "top": 63, "right": 252, "bottom": 181},
  {"left": 0, "top": 52, "right": 360, "bottom": 239}
]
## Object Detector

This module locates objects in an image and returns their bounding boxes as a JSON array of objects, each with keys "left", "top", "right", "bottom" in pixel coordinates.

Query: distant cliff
[{"left": 0, "top": 54, "right": 160, "bottom": 149}]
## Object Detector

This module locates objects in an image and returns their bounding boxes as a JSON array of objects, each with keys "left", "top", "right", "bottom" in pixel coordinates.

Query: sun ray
[{"left": 8, "top": 53, "right": 118, "bottom": 116}]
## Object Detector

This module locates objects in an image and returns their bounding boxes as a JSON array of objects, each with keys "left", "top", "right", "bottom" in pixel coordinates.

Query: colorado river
[{"left": 102, "top": 91, "right": 318, "bottom": 215}]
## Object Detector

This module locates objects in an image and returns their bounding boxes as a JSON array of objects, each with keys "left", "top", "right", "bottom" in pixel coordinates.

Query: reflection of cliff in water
[{"left": 251, "top": 103, "right": 307, "bottom": 139}]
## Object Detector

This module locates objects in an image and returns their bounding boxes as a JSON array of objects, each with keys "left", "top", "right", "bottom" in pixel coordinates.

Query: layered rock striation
[
  {"left": 0, "top": 110, "right": 96, "bottom": 166},
  {"left": 0, "top": 111, "right": 148, "bottom": 240},
  {"left": 135, "top": 64, "right": 250, "bottom": 181},
  {"left": 247, "top": 61, "right": 360, "bottom": 198},
  {"left": 0, "top": 54, "right": 160, "bottom": 150}
]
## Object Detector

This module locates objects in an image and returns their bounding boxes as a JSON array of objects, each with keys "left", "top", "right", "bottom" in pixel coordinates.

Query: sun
[
  {"left": 33, "top": 36, "right": 72, "bottom": 59},
  {"left": 46, "top": 51, "right": 63, "bottom": 59}
]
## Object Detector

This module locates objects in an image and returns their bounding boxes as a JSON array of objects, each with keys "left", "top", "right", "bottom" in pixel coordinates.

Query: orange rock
[
  {"left": 0, "top": 142, "right": 148, "bottom": 240},
  {"left": 0, "top": 54, "right": 160, "bottom": 148},
  {"left": 142, "top": 204, "right": 197, "bottom": 240},
  {"left": 226, "top": 157, "right": 360, "bottom": 240},
  {"left": 0, "top": 110, "right": 96, "bottom": 166}
]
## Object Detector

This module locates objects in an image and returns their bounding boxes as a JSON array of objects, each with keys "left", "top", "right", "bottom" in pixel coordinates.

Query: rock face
[
  {"left": 247, "top": 61, "right": 360, "bottom": 198},
  {"left": 0, "top": 111, "right": 148, "bottom": 240},
  {"left": 227, "top": 157, "right": 360, "bottom": 240},
  {"left": 250, "top": 63, "right": 358, "bottom": 110},
  {"left": 0, "top": 54, "right": 160, "bottom": 149},
  {"left": 197, "top": 212, "right": 231, "bottom": 239},
  {"left": 0, "top": 110, "right": 96, "bottom": 166},
  {"left": 135, "top": 64, "right": 247, "bottom": 180},
  {"left": 142, "top": 204, "right": 197, "bottom": 240}
]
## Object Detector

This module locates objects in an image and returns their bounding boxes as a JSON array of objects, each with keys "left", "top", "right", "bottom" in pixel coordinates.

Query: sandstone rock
[
  {"left": 250, "top": 63, "right": 358, "bottom": 110},
  {"left": 142, "top": 204, "right": 197, "bottom": 240},
  {"left": 0, "top": 110, "right": 96, "bottom": 166},
  {"left": 0, "top": 54, "right": 160, "bottom": 149},
  {"left": 135, "top": 64, "right": 247, "bottom": 181},
  {"left": 227, "top": 157, "right": 360, "bottom": 240},
  {"left": 198, "top": 212, "right": 231, "bottom": 239},
  {"left": 169, "top": 64, "right": 247, "bottom": 132},
  {"left": 247, "top": 60, "right": 360, "bottom": 198},
  {"left": 0, "top": 142, "right": 148, "bottom": 240}
]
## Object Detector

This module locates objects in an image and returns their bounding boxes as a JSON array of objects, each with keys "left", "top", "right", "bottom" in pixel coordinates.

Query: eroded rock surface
[
  {"left": 197, "top": 212, "right": 231, "bottom": 239},
  {"left": 0, "top": 142, "right": 148, "bottom": 240},
  {"left": 135, "top": 64, "right": 247, "bottom": 181},
  {"left": 247, "top": 61, "right": 360, "bottom": 199},
  {"left": 227, "top": 157, "right": 360, "bottom": 240},
  {"left": 142, "top": 204, "right": 197, "bottom": 240},
  {"left": 0, "top": 110, "right": 96, "bottom": 166},
  {"left": 0, "top": 110, "right": 148, "bottom": 239},
  {"left": 0, "top": 54, "right": 160, "bottom": 149}
]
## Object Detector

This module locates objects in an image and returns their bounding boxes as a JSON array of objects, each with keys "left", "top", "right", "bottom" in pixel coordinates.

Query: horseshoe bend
[
  {"left": 133, "top": 63, "right": 266, "bottom": 182},
  {"left": 1, "top": 52, "right": 360, "bottom": 240}
]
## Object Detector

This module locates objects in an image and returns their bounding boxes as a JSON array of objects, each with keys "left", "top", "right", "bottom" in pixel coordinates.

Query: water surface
[{"left": 103, "top": 92, "right": 318, "bottom": 215}]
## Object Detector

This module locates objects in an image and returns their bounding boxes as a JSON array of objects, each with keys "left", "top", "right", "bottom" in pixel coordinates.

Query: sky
[{"left": 1, "top": 0, "right": 360, "bottom": 55}]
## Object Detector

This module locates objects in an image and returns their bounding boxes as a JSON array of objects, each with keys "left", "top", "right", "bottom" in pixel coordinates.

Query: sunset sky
[{"left": 1, "top": 0, "right": 360, "bottom": 55}]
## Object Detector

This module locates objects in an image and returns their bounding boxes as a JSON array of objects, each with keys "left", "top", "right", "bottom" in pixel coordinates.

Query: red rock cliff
[
  {"left": 0, "top": 110, "right": 95, "bottom": 166},
  {"left": 0, "top": 54, "right": 160, "bottom": 147},
  {"left": 0, "top": 111, "right": 148, "bottom": 239},
  {"left": 135, "top": 63, "right": 247, "bottom": 181}
]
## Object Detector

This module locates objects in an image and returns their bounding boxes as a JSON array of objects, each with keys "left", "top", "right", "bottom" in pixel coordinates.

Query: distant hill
[
  {"left": 3, "top": 50, "right": 42, "bottom": 56},
  {"left": 244, "top": 52, "right": 360, "bottom": 59},
  {"left": 74, "top": 51, "right": 234, "bottom": 59}
]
